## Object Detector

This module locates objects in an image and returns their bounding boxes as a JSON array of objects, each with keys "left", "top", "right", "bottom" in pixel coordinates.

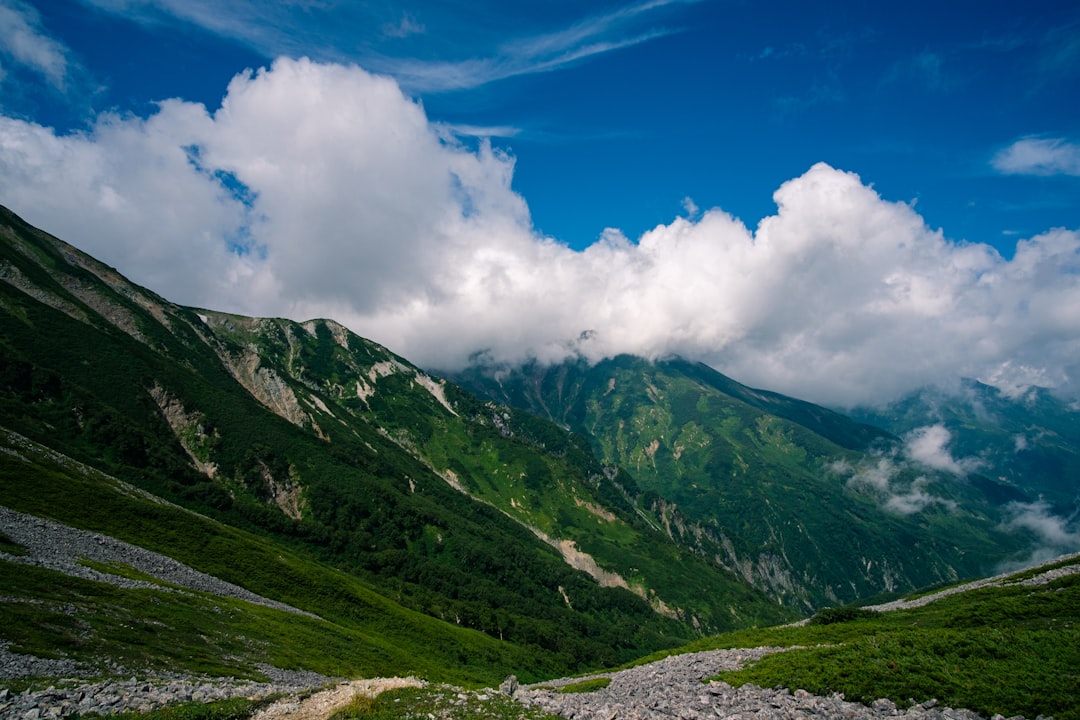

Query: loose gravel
[
  {"left": 0, "top": 506, "right": 315, "bottom": 618},
  {"left": 515, "top": 647, "right": 1027, "bottom": 720}
]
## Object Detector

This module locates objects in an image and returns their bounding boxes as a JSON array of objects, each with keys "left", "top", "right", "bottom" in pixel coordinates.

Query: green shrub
[
  {"left": 809, "top": 605, "right": 881, "bottom": 625},
  {"left": 0, "top": 530, "right": 28, "bottom": 556},
  {"left": 99, "top": 697, "right": 259, "bottom": 720},
  {"left": 556, "top": 677, "right": 612, "bottom": 694},
  {"left": 330, "top": 686, "right": 559, "bottom": 720},
  {"left": 330, "top": 693, "right": 377, "bottom": 718}
]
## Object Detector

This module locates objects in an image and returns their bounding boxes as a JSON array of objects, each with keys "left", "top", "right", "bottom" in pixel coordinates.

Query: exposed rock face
[
  {"left": 264, "top": 468, "right": 306, "bottom": 520},
  {"left": 0, "top": 258, "right": 89, "bottom": 325},
  {"left": 1, "top": 223, "right": 181, "bottom": 350},
  {"left": 220, "top": 345, "right": 312, "bottom": 429},
  {"left": 148, "top": 383, "right": 220, "bottom": 478}
]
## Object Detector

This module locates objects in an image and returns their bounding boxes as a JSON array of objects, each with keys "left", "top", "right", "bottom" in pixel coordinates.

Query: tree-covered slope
[
  {"left": 0, "top": 427, "right": 543, "bottom": 686},
  {"left": 187, "top": 311, "right": 790, "bottom": 633},
  {"left": 450, "top": 356, "right": 1031, "bottom": 610}
]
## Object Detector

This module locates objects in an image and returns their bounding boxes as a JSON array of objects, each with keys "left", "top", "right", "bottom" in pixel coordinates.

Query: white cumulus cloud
[{"left": 1, "top": 58, "right": 1079, "bottom": 408}]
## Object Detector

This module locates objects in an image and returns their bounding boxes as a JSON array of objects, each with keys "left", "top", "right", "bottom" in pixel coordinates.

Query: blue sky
[
  {"left": 10, "top": 0, "right": 1079, "bottom": 251},
  {"left": 1, "top": 0, "right": 1079, "bottom": 406}
]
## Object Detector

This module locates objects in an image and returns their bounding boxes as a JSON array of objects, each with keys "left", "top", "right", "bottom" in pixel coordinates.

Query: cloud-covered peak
[{"left": 1, "top": 58, "right": 1078, "bottom": 408}]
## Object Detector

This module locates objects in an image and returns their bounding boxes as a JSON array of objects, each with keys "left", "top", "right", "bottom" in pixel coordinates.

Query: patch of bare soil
[{"left": 250, "top": 677, "right": 427, "bottom": 720}]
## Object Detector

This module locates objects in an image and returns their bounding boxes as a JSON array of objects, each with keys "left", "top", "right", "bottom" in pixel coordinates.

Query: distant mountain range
[
  {"left": 849, "top": 380, "right": 1080, "bottom": 515},
  {"left": 1, "top": 204, "right": 1077, "bottom": 682},
  {"left": 448, "top": 356, "right": 1077, "bottom": 607}
]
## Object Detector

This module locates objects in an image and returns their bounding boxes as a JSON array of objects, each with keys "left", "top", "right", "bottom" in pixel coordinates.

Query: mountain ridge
[{"left": 448, "top": 355, "right": 1044, "bottom": 609}]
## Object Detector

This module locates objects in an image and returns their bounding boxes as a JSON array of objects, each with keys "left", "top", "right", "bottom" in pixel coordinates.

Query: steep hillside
[
  {"left": 189, "top": 311, "right": 789, "bottom": 633},
  {"left": 450, "top": 356, "right": 1031, "bottom": 610},
  {"left": 0, "top": 427, "right": 540, "bottom": 686},
  {"left": 0, "top": 204, "right": 790, "bottom": 683}
]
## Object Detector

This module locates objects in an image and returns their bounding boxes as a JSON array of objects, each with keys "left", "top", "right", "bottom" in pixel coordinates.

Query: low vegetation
[
  {"left": 95, "top": 698, "right": 263, "bottom": 720},
  {"left": 0, "top": 435, "right": 570, "bottom": 686},
  {"left": 806, "top": 605, "right": 880, "bottom": 625},
  {"left": 691, "top": 573, "right": 1079, "bottom": 720},
  {"left": 554, "top": 677, "right": 611, "bottom": 694},
  {"left": 0, "top": 529, "right": 27, "bottom": 555},
  {"left": 328, "top": 685, "right": 558, "bottom": 720}
]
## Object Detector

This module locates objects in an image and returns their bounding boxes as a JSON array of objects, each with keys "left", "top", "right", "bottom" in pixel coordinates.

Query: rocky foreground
[
  {"left": 1, "top": 645, "right": 1039, "bottom": 720},
  {"left": 513, "top": 647, "right": 1033, "bottom": 720},
  {"left": 0, "top": 661, "right": 335, "bottom": 719}
]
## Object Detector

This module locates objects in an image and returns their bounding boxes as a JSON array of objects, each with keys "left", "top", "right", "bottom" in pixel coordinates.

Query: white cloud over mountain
[
  {"left": 1, "top": 58, "right": 1079, "bottom": 407},
  {"left": 903, "top": 425, "right": 981, "bottom": 476}
]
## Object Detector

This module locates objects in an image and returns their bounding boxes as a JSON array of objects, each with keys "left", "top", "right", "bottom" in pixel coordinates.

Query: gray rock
[
  {"left": 499, "top": 674, "right": 519, "bottom": 696},
  {"left": 515, "top": 647, "right": 1030, "bottom": 720},
  {"left": 0, "top": 668, "right": 337, "bottom": 719}
]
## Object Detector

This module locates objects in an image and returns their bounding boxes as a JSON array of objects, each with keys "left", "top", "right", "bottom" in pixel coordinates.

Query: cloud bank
[{"left": 2, "top": 58, "right": 1080, "bottom": 407}]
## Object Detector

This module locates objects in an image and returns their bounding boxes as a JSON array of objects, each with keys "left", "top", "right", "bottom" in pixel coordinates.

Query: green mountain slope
[
  {"left": 187, "top": 312, "right": 790, "bottom": 633},
  {"left": 640, "top": 554, "right": 1080, "bottom": 720},
  {"left": 450, "top": 356, "right": 1030, "bottom": 610},
  {"left": 0, "top": 428, "right": 539, "bottom": 685},
  {"left": 0, "top": 205, "right": 790, "bottom": 683}
]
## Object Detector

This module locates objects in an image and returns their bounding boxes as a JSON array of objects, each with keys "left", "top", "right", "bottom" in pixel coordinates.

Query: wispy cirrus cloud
[
  {"left": 1036, "top": 22, "right": 1080, "bottom": 85},
  {"left": 80, "top": 0, "right": 699, "bottom": 92},
  {"left": 382, "top": 13, "right": 426, "bottom": 40},
  {"left": 992, "top": 136, "right": 1080, "bottom": 176},
  {"left": 364, "top": 0, "right": 696, "bottom": 92},
  {"left": 883, "top": 50, "right": 954, "bottom": 92},
  {"left": 0, "top": 0, "right": 71, "bottom": 89},
  {"left": 436, "top": 123, "right": 522, "bottom": 141}
]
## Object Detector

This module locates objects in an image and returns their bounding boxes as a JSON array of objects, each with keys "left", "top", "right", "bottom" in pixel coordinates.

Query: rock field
[{"left": 514, "top": 647, "right": 1033, "bottom": 720}]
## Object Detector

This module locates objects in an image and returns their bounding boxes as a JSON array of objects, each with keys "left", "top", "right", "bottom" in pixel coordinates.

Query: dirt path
[{"left": 249, "top": 677, "right": 427, "bottom": 720}]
